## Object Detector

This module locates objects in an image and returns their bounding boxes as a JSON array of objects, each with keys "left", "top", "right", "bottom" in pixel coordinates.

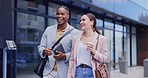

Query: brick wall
[{"left": 137, "top": 26, "right": 148, "bottom": 66}]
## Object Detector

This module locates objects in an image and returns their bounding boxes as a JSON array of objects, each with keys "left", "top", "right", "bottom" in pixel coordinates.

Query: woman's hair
[
  {"left": 85, "top": 13, "right": 101, "bottom": 34},
  {"left": 57, "top": 5, "right": 69, "bottom": 14}
]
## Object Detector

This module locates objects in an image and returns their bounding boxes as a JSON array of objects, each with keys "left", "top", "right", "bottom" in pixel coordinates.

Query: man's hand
[
  {"left": 54, "top": 51, "right": 66, "bottom": 60},
  {"left": 43, "top": 48, "right": 52, "bottom": 56}
]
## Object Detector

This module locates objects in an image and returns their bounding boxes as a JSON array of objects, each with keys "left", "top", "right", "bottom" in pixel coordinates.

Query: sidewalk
[
  {"left": 17, "top": 66, "right": 145, "bottom": 78},
  {"left": 111, "top": 66, "right": 145, "bottom": 78}
]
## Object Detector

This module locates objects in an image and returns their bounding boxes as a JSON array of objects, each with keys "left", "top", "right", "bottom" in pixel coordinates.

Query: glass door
[{"left": 16, "top": 12, "right": 45, "bottom": 78}]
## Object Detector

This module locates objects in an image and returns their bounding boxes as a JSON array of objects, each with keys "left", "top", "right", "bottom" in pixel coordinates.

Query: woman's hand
[{"left": 87, "top": 42, "right": 95, "bottom": 55}]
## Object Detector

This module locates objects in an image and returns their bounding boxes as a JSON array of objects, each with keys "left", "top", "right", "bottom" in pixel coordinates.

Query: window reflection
[
  {"left": 104, "top": 21, "right": 114, "bottom": 69},
  {"left": 132, "top": 28, "right": 137, "bottom": 66},
  {"left": 17, "top": 0, "right": 45, "bottom": 14},
  {"left": 132, "top": 27, "right": 136, "bottom": 34},
  {"left": 97, "top": 19, "right": 103, "bottom": 27},
  {"left": 70, "top": 8, "right": 82, "bottom": 29},
  {"left": 115, "top": 24, "right": 123, "bottom": 31},
  {"left": 16, "top": 12, "right": 44, "bottom": 77},
  {"left": 48, "top": 3, "right": 59, "bottom": 16},
  {"left": 104, "top": 21, "right": 114, "bottom": 29},
  {"left": 124, "top": 33, "right": 130, "bottom": 66},
  {"left": 115, "top": 31, "right": 123, "bottom": 68},
  {"left": 104, "top": 29, "right": 114, "bottom": 69},
  {"left": 48, "top": 18, "right": 57, "bottom": 26},
  {"left": 124, "top": 25, "right": 130, "bottom": 33}
]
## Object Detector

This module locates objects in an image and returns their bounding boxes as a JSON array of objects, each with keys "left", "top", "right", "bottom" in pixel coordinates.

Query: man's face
[{"left": 56, "top": 8, "right": 69, "bottom": 25}]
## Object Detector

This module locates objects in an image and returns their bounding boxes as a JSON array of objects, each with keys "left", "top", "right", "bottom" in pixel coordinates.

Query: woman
[{"left": 67, "top": 13, "right": 109, "bottom": 78}]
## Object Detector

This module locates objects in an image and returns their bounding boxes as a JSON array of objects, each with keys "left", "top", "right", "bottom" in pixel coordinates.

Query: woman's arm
[
  {"left": 67, "top": 36, "right": 76, "bottom": 78},
  {"left": 93, "top": 36, "right": 109, "bottom": 63}
]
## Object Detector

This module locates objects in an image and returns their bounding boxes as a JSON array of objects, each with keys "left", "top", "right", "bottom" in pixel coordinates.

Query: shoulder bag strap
[
  {"left": 45, "top": 28, "right": 74, "bottom": 59},
  {"left": 51, "top": 28, "right": 74, "bottom": 49},
  {"left": 93, "top": 35, "right": 99, "bottom": 68}
]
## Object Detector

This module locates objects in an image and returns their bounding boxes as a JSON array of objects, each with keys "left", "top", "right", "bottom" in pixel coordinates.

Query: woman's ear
[
  {"left": 67, "top": 15, "right": 69, "bottom": 19},
  {"left": 91, "top": 20, "right": 94, "bottom": 27}
]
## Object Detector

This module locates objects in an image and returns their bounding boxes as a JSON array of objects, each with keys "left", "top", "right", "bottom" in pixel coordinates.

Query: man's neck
[{"left": 57, "top": 23, "right": 67, "bottom": 31}]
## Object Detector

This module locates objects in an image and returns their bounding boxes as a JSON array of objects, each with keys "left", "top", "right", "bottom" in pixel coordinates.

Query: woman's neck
[{"left": 83, "top": 30, "right": 95, "bottom": 37}]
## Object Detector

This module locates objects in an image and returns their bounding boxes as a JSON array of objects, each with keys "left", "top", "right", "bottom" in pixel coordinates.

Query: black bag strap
[
  {"left": 51, "top": 28, "right": 74, "bottom": 49},
  {"left": 45, "top": 28, "right": 74, "bottom": 59}
]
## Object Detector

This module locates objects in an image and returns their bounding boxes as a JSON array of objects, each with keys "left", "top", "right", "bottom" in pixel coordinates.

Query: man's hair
[{"left": 57, "top": 5, "right": 69, "bottom": 14}]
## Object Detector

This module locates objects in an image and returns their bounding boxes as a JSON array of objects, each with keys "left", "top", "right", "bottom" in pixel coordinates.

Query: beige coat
[{"left": 67, "top": 33, "right": 109, "bottom": 78}]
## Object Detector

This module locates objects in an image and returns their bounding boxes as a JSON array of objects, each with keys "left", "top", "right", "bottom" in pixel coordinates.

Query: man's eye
[{"left": 82, "top": 19, "right": 85, "bottom": 21}]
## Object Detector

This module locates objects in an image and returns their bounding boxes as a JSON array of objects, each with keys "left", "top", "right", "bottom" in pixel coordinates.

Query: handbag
[
  {"left": 95, "top": 63, "right": 109, "bottom": 78},
  {"left": 93, "top": 35, "right": 109, "bottom": 78},
  {"left": 34, "top": 28, "right": 74, "bottom": 77},
  {"left": 34, "top": 56, "right": 48, "bottom": 78}
]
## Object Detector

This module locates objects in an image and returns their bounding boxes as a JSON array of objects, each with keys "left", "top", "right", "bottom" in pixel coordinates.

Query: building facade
[{"left": 0, "top": 0, "right": 148, "bottom": 78}]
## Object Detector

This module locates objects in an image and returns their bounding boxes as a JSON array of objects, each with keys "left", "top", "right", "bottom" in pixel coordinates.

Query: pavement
[
  {"left": 110, "top": 66, "right": 146, "bottom": 78},
  {"left": 17, "top": 66, "right": 146, "bottom": 78}
]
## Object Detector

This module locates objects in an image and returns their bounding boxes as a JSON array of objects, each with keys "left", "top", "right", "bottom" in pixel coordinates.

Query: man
[{"left": 38, "top": 5, "right": 79, "bottom": 78}]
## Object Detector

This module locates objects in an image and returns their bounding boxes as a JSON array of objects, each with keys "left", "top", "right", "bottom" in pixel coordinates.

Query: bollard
[
  {"left": 144, "top": 59, "right": 148, "bottom": 77},
  {"left": 119, "top": 61, "right": 128, "bottom": 74}
]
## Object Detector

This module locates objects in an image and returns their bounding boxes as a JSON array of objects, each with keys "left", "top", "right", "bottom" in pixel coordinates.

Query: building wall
[
  {"left": 0, "top": 0, "right": 14, "bottom": 49},
  {"left": 0, "top": 0, "right": 14, "bottom": 78},
  {"left": 137, "top": 26, "right": 148, "bottom": 66}
]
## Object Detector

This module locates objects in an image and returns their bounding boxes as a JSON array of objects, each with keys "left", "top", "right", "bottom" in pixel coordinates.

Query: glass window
[
  {"left": 71, "top": 21, "right": 81, "bottom": 30},
  {"left": 104, "top": 21, "right": 114, "bottom": 69},
  {"left": 16, "top": 12, "right": 44, "bottom": 78},
  {"left": 48, "top": 18, "right": 57, "bottom": 26},
  {"left": 124, "top": 33, "right": 130, "bottom": 66},
  {"left": 48, "top": 3, "right": 59, "bottom": 16},
  {"left": 132, "top": 26, "right": 136, "bottom": 34},
  {"left": 132, "top": 34, "right": 137, "bottom": 66},
  {"left": 124, "top": 25, "right": 130, "bottom": 33},
  {"left": 17, "top": 0, "right": 46, "bottom": 14},
  {"left": 104, "top": 21, "right": 114, "bottom": 29},
  {"left": 96, "top": 19, "right": 103, "bottom": 27},
  {"left": 104, "top": 29, "right": 114, "bottom": 69},
  {"left": 70, "top": 8, "right": 83, "bottom": 29},
  {"left": 115, "top": 31, "right": 123, "bottom": 69},
  {"left": 115, "top": 24, "right": 123, "bottom": 31}
]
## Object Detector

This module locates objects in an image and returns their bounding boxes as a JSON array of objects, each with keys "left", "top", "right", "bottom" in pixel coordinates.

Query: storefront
[{"left": 0, "top": 0, "right": 148, "bottom": 78}]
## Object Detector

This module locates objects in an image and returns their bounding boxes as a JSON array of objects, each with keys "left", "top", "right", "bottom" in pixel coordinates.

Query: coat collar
[{"left": 55, "top": 23, "right": 72, "bottom": 34}]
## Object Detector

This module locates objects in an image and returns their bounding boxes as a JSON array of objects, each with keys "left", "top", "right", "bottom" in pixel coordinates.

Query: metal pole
[{"left": 3, "top": 47, "right": 7, "bottom": 78}]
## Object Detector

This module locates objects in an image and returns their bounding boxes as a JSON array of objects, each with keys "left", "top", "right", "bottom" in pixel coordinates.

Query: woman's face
[
  {"left": 80, "top": 15, "right": 93, "bottom": 31},
  {"left": 56, "top": 7, "right": 69, "bottom": 25}
]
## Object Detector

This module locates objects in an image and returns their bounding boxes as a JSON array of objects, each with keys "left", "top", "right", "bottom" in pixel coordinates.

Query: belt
[{"left": 79, "top": 64, "right": 91, "bottom": 68}]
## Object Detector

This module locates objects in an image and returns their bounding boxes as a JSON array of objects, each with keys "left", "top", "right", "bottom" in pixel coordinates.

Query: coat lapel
[{"left": 73, "top": 33, "right": 82, "bottom": 60}]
